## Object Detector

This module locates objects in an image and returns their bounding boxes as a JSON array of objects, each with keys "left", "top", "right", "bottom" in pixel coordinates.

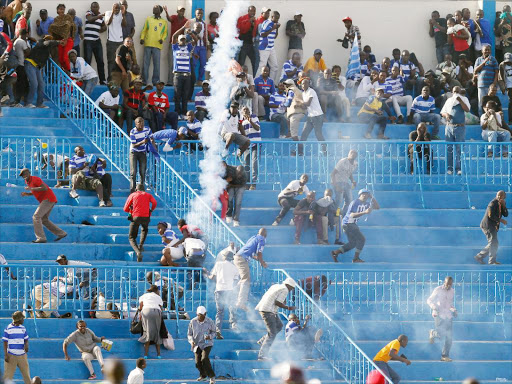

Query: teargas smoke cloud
[{"left": 187, "top": 0, "right": 247, "bottom": 229}]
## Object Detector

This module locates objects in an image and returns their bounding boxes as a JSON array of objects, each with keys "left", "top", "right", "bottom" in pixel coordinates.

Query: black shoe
[
  {"left": 334, "top": 240, "right": 344, "bottom": 245},
  {"left": 216, "top": 331, "right": 224, "bottom": 339},
  {"left": 397, "top": 115, "right": 404, "bottom": 124},
  {"left": 136, "top": 252, "right": 143, "bottom": 262},
  {"left": 54, "top": 233, "right": 67, "bottom": 242}
]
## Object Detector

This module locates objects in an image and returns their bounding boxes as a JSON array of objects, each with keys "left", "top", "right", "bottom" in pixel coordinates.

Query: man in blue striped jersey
[
  {"left": 256, "top": 11, "right": 280, "bottom": 82},
  {"left": 240, "top": 106, "right": 260, "bottom": 190},
  {"left": 268, "top": 82, "right": 288, "bottom": 137},
  {"left": 386, "top": 65, "right": 413, "bottom": 124},
  {"left": 409, "top": 86, "right": 441, "bottom": 139},
  {"left": 3, "top": 311, "right": 30, "bottom": 383},
  {"left": 129, "top": 117, "right": 156, "bottom": 193},
  {"left": 68, "top": 146, "right": 113, "bottom": 207},
  {"left": 171, "top": 29, "right": 195, "bottom": 118}
]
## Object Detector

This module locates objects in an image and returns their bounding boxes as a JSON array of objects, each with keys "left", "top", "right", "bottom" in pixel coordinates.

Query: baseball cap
[
  {"left": 156, "top": 80, "right": 165, "bottom": 85},
  {"left": 56, "top": 254, "right": 67, "bottom": 262},
  {"left": 295, "top": 11, "right": 302, "bottom": 16},
  {"left": 202, "top": 80, "right": 210, "bottom": 85},
  {"left": 441, "top": 68, "right": 452, "bottom": 75},
  {"left": 230, "top": 102, "right": 239, "bottom": 108},
  {"left": 177, "top": 5, "right": 185, "bottom": 11},
  {"left": 505, "top": 52, "right": 512, "bottom": 61},
  {"left": 132, "top": 76, "right": 143, "bottom": 83},
  {"left": 178, "top": 34, "right": 187, "bottom": 41},
  {"left": 40, "top": 9, "right": 48, "bottom": 14},
  {"left": 196, "top": 306, "right": 207, "bottom": 315},
  {"left": 342, "top": 16, "right": 352, "bottom": 22},
  {"left": 425, "top": 70, "right": 437, "bottom": 78},
  {"left": 236, "top": 71, "right": 246, "bottom": 78},
  {"left": 283, "top": 79, "right": 295, "bottom": 86},
  {"left": 375, "top": 87, "right": 385, "bottom": 92},
  {"left": 261, "top": 7, "right": 270, "bottom": 13},
  {"left": 283, "top": 277, "right": 296, "bottom": 288},
  {"left": 19, "top": 168, "right": 30, "bottom": 177},
  {"left": 314, "top": 49, "right": 322, "bottom": 55},
  {"left": 358, "top": 188, "right": 371, "bottom": 196}
]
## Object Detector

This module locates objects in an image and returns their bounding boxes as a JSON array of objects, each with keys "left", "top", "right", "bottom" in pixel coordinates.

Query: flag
[{"left": 345, "top": 35, "right": 360, "bottom": 80}]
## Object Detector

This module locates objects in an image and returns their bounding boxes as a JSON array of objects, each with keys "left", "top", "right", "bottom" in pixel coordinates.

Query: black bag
[
  {"left": 341, "top": 37, "right": 349, "bottom": 49},
  {"left": 130, "top": 310, "right": 143, "bottom": 334}
]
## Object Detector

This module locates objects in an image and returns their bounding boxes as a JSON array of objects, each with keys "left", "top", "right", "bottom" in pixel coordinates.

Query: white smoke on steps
[{"left": 187, "top": 0, "right": 247, "bottom": 238}]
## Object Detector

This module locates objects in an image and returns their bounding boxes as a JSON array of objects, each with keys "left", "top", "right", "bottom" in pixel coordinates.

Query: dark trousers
[
  {"left": 408, "top": 145, "right": 431, "bottom": 174},
  {"left": 124, "top": 107, "right": 141, "bottom": 133},
  {"left": 194, "top": 346, "right": 215, "bottom": 378},
  {"left": 276, "top": 197, "right": 299, "bottom": 222},
  {"left": 83, "top": 39, "right": 106, "bottom": 83},
  {"left": 508, "top": 89, "right": 512, "bottom": 123},
  {"left": 294, "top": 214, "right": 322, "bottom": 241},
  {"left": 339, "top": 223, "right": 366, "bottom": 254},
  {"left": 73, "top": 45, "right": 80, "bottom": 57},
  {"left": 258, "top": 311, "right": 283, "bottom": 358},
  {"left": 100, "top": 174, "right": 112, "bottom": 202},
  {"left": 129, "top": 151, "right": 147, "bottom": 192},
  {"left": 128, "top": 216, "right": 150, "bottom": 253},
  {"left": 150, "top": 110, "right": 179, "bottom": 133},
  {"left": 238, "top": 42, "right": 257, "bottom": 73},
  {"left": 359, "top": 113, "right": 387, "bottom": 135},
  {"left": 476, "top": 226, "right": 499, "bottom": 264},
  {"left": 174, "top": 73, "right": 191, "bottom": 115},
  {"left": 14, "top": 65, "right": 28, "bottom": 103}
]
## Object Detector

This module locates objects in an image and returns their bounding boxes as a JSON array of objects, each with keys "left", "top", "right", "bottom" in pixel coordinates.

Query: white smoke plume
[{"left": 187, "top": 0, "right": 247, "bottom": 236}]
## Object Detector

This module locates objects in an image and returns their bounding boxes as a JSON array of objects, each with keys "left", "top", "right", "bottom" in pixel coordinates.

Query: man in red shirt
[
  {"left": 123, "top": 183, "right": 157, "bottom": 261},
  {"left": 19, "top": 168, "right": 67, "bottom": 243},
  {"left": 121, "top": 77, "right": 146, "bottom": 133},
  {"left": 236, "top": 6, "right": 257, "bottom": 76},
  {"left": 163, "top": 4, "right": 188, "bottom": 86},
  {"left": 147, "top": 81, "right": 179, "bottom": 132}
]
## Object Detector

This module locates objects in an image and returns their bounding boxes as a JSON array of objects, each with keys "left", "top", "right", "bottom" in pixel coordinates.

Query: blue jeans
[
  {"left": 477, "top": 86, "right": 490, "bottom": 115},
  {"left": 142, "top": 47, "right": 161, "bottom": 85},
  {"left": 373, "top": 361, "right": 400, "bottom": 384},
  {"left": 270, "top": 113, "right": 288, "bottom": 136},
  {"left": 433, "top": 317, "right": 453, "bottom": 357},
  {"left": 481, "top": 130, "right": 511, "bottom": 153},
  {"left": 150, "top": 110, "right": 179, "bottom": 132},
  {"left": 25, "top": 62, "right": 45, "bottom": 106},
  {"left": 445, "top": 124, "right": 466, "bottom": 172},
  {"left": 215, "top": 290, "right": 236, "bottom": 332},
  {"left": 193, "top": 46, "right": 207, "bottom": 82},
  {"left": 83, "top": 39, "right": 106, "bottom": 83},
  {"left": 358, "top": 113, "right": 387, "bottom": 136},
  {"left": 436, "top": 45, "right": 452, "bottom": 64},
  {"left": 81, "top": 77, "right": 98, "bottom": 97},
  {"left": 412, "top": 112, "right": 441, "bottom": 136}
]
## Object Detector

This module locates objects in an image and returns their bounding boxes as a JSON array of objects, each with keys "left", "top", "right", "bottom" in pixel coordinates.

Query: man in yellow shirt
[
  {"left": 304, "top": 49, "right": 327, "bottom": 85},
  {"left": 372, "top": 334, "right": 411, "bottom": 384},
  {"left": 140, "top": 5, "right": 168, "bottom": 86}
]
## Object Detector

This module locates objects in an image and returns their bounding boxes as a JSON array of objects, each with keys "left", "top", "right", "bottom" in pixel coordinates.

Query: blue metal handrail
[
  {"left": 276, "top": 269, "right": 512, "bottom": 317},
  {"left": 461, "top": 152, "right": 473, "bottom": 209},
  {"left": 413, "top": 151, "right": 426, "bottom": 209},
  {"left": 2, "top": 264, "right": 207, "bottom": 332},
  {"left": 42, "top": 59, "right": 244, "bottom": 258},
  {"left": 166, "top": 140, "right": 512, "bottom": 190}
]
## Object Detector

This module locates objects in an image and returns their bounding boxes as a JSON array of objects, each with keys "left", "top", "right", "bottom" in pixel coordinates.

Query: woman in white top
[
  {"left": 68, "top": 49, "right": 99, "bottom": 97},
  {"left": 138, "top": 285, "right": 164, "bottom": 359}
]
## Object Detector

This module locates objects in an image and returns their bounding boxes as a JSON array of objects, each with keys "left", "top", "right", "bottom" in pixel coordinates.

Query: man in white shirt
[
  {"left": 427, "top": 276, "right": 457, "bottom": 362},
  {"left": 127, "top": 357, "right": 146, "bottom": 384},
  {"left": 207, "top": 244, "right": 240, "bottom": 339},
  {"left": 255, "top": 277, "right": 296, "bottom": 360},
  {"left": 95, "top": 84, "right": 121, "bottom": 123},
  {"left": 299, "top": 78, "right": 325, "bottom": 149},
  {"left": 219, "top": 102, "right": 250, "bottom": 157},
  {"left": 105, "top": 2, "right": 127, "bottom": 82},
  {"left": 272, "top": 174, "right": 310, "bottom": 226},
  {"left": 480, "top": 100, "right": 512, "bottom": 157},
  {"left": 55, "top": 254, "right": 95, "bottom": 299}
]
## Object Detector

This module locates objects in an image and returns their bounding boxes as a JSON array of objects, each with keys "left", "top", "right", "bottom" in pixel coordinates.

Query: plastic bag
[{"left": 163, "top": 332, "right": 175, "bottom": 350}]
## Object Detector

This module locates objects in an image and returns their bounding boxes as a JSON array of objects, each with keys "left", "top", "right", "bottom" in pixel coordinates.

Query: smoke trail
[{"left": 187, "top": 0, "right": 247, "bottom": 233}]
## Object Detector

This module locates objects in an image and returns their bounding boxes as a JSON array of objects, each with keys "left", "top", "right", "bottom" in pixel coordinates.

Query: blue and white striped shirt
[
  {"left": 130, "top": 126, "right": 152, "bottom": 153},
  {"left": 411, "top": 95, "right": 436, "bottom": 114},
  {"left": 280, "top": 60, "right": 303, "bottom": 82},
  {"left": 259, "top": 20, "right": 276, "bottom": 51},
  {"left": 194, "top": 91, "right": 208, "bottom": 110},
  {"left": 186, "top": 118, "right": 202, "bottom": 134},
  {"left": 163, "top": 228, "right": 179, "bottom": 246},
  {"left": 269, "top": 92, "right": 287, "bottom": 117},
  {"left": 69, "top": 155, "right": 87, "bottom": 172},
  {"left": 172, "top": 43, "right": 193, "bottom": 73},
  {"left": 2, "top": 323, "right": 28, "bottom": 356},
  {"left": 393, "top": 60, "right": 417, "bottom": 81},
  {"left": 385, "top": 76, "right": 405, "bottom": 97},
  {"left": 241, "top": 114, "right": 261, "bottom": 142},
  {"left": 89, "top": 159, "right": 105, "bottom": 177}
]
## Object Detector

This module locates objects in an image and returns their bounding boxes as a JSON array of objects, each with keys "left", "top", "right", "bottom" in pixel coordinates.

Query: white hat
[
  {"left": 295, "top": 11, "right": 302, "bottom": 16},
  {"left": 261, "top": 7, "right": 270, "bottom": 13},
  {"left": 196, "top": 306, "right": 207, "bottom": 315},
  {"left": 283, "top": 277, "right": 296, "bottom": 288},
  {"left": 178, "top": 34, "right": 187, "bottom": 41}
]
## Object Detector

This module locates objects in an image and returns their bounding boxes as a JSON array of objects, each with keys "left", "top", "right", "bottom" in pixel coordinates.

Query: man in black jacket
[{"left": 475, "top": 190, "right": 508, "bottom": 264}]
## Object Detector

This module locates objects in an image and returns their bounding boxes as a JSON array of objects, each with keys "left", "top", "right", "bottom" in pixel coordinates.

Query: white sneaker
[
  {"left": 163, "top": 143, "right": 174, "bottom": 152},
  {"left": 99, "top": 201, "right": 106, "bottom": 207},
  {"left": 37, "top": 104, "right": 49, "bottom": 109},
  {"left": 272, "top": 221, "right": 279, "bottom": 226},
  {"left": 25, "top": 104, "right": 36, "bottom": 108},
  {"left": 69, "top": 190, "right": 79, "bottom": 198},
  {"left": 289, "top": 218, "right": 295, "bottom": 226},
  {"left": 233, "top": 221, "right": 240, "bottom": 227},
  {"left": 457, "top": 170, "right": 462, "bottom": 175},
  {"left": 210, "top": 378, "right": 216, "bottom": 384},
  {"left": 279, "top": 135, "right": 286, "bottom": 139},
  {"left": 447, "top": 170, "right": 453, "bottom": 175},
  {"left": 225, "top": 217, "right": 232, "bottom": 224}
]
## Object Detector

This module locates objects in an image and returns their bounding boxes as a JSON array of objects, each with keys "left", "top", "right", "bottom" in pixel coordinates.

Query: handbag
[
  {"left": 130, "top": 310, "right": 142, "bottom": 334},
  {"left": 163, "top": 332, "right": 175, "bottom": 350}
]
